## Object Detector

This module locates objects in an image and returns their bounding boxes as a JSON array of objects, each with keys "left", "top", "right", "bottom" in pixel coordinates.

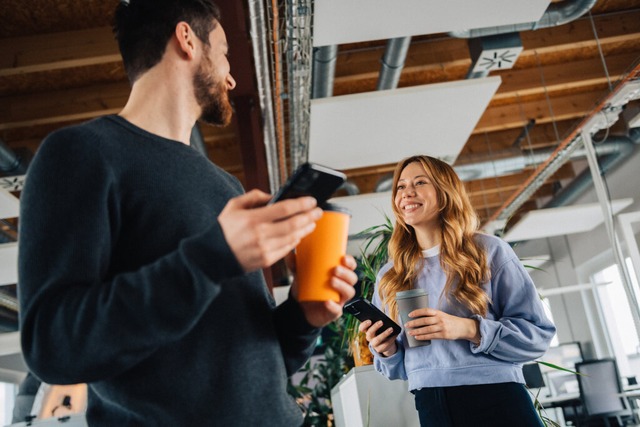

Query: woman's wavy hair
[{"left": 379, "top": 155, "right": 490, "bottom": 320}]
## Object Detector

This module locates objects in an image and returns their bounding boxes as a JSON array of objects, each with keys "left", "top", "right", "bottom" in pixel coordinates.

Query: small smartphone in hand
[
  {"left": 269, "top": 162, "right": 346, "bottom": 206},
  {"left": 344, "top": 298, "right": 402, "bottom": 337}
]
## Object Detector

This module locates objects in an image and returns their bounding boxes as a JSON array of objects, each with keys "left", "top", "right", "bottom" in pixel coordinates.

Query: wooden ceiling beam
[
  {"left": 461, "top": 120, "right": 578, "bottom": 155},
  {"left": 0, "top": 27, "right": 120, "bottom": 77},
  {"left": 334, "top": 10, "right": 640, "bottom": 75},
  {"left": 0, "top": 81, "right": 129, "bottom": 130},
  {"left": 465, "top": 163, "right": 575, "bottom": 197},
  {"left": 493, "top": 50, "right": 638, "bottom": 99},
  {"left": 475, "top": 86, "right": 609, "bottom": 133},
  {"left": 0, "top": 82, "right": 608, "bottom": 143},
  {"left": 518, "top": 9, "right": 640, "bottom": 54}
]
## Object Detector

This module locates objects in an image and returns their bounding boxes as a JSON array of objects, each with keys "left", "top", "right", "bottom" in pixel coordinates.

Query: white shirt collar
[{"left": 421, "top": 245, "right": 440, "bottom": 258}]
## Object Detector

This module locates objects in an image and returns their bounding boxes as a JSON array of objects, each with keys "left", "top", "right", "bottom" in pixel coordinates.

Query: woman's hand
[
  {"left": 404, "top": 308, "right": 481, "bottom": 345},
  {"left": 359, "top": 319, "right": 399, "bottom": 357}
]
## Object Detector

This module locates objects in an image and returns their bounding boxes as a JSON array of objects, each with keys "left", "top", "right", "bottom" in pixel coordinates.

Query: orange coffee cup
[{"left": 295, "top": 204, "right": 350, "bottom": 302}]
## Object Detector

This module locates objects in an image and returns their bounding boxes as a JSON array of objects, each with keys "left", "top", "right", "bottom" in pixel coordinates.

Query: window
[
  {"left": 541, "top": 297, "right": 559, "bottom": 347},
  {"left": 592, "top": 259, "right": 639, "bottom": 356}
]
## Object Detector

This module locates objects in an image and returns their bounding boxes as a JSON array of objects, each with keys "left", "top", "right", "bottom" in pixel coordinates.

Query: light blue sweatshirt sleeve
[{"left": 470, "top": 240, "right": 556, "bottom": 362}]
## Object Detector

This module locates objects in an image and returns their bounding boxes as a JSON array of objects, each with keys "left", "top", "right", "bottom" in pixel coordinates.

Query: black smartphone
[
  {"left": 344, "top": 298, "right": 402, "bottom": 337},
  {"left": 269, "top": 162, "right": 346, "bottom": 205}
]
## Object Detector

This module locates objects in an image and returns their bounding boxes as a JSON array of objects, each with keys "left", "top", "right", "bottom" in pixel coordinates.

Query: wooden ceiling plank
[
  {"left": 475, "top": 87, "right": 609, "bottom": 133},
  {"left": 0, "top": 81, "right": 130, "bottom": 131},
  {"left": 0, "top": 27, "right": 120, "bottom": 77},
  {"left": 519, "top": 9, "right": 640, "bottom": 54},
  {"left": 493, "top": 51, "right": 638, "bottom": 99},
  {"left": 333, "top": 10, "right": 640, "bottom": 83},
  {"left": 461, "top": 120, "right": 579, "bottom": 155}
]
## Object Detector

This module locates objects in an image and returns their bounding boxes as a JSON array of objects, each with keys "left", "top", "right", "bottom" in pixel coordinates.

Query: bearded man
[{"left": 17, "top": 1, "right": 357, "bottom": 425}]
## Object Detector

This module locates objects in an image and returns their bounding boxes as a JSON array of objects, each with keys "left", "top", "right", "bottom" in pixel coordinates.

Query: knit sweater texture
[{"left": 18, "top": 115, "right": 318, "bottom": 426}]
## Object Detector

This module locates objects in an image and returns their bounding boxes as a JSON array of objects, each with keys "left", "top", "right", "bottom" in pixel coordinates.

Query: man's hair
[{"left": 113, "top": 0, "right": 221, "bottom": 83}]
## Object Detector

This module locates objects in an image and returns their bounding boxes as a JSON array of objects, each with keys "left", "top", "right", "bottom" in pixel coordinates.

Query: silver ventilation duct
[
  {"left": 312, "top": 45, "right": 338, "bottom": 99},
  {"left": 0, "top": 290, "right": 18, "bottom": 332},
  {"left": 0, "top": 138, "right": 28, "bottom": 175},
  {"left": 339, "top": 180, "right": 361, "bottom": 196},
  {"left": 466, "top": 32, "right": 523, "bottom": 79},
  {"left": 449, "top": 0, "right": 597, "bottom": 39},
  {"left": 377, "top": 37, "right": 412, "bottom": 91},
  {"left": 545, "top": 128, "right": 640, "bottom": 208},
  {"left": 373, "top": 135, "right": 638, "bottom": 193}
]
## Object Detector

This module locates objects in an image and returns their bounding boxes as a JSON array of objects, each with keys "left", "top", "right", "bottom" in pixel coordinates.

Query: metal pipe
[
  {"left": 247, "top": 0, "right": 281, "bottom": 193},
  {"left": 0, "top": 138, "right": 28, "bottom": 175},
  {"left": 544, "top": 136, "right": 638, "bottom": 208},
  {"left": 312, "top": 45, "right": 338, "bottom": 98},
  {"left": 339, "top": 180, "right": 360, "bottom": 196},
  {"left": 377, "top": 37, "right": 412, "bottom": 91},
  {"left": 582, "top": 130, "right": 640, "bottom": 347},
  {"left": 0, "top": 291, "right": 18, "bottom": 312},
  {"left": 449, "top": 0, "right": 597, "bottom": 38},
  {"left": 373, "top": 138, "right": 635, "bottom": 192}
]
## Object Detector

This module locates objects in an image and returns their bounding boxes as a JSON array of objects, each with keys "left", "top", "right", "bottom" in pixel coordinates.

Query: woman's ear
[{"left": 174, "top": 22, "right": 196, "bottom": 60}]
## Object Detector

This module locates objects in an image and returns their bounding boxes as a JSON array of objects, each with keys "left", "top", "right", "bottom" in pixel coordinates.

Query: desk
[
  {"left": 537, "top": 384, "right": 640, "bottom": 407},
  {"left": 535, "top": 392, "right": 581, "bottom": 426},
  {"left": 538, "top": 392, "right": 580, "bottom": 409}
]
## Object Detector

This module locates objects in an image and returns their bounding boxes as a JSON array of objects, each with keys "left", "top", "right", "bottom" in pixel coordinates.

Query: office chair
[
  {"left": 575, "top": 358, "right": 634, "bottom": 427},
  {"left": 523, "top": 363, "right": 546, "bottom": 389}
]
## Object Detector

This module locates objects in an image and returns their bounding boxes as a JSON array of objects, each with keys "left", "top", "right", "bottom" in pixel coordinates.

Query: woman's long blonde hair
[{"left": 379, "top": 155, "right": 490, "bottom": 320}]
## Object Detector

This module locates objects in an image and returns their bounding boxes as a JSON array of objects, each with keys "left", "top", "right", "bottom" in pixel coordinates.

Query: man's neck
[{"left": 119, "top": 66, "right": 198, "bottom": 145}]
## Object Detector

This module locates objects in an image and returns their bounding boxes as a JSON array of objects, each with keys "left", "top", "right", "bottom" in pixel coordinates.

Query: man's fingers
[
  {"left": 230, "top": 189, "right": 272, "bottom": 209},
  {"left": 341, "top": 254, "right": 357, "bottom": 270},
  {"left": 257, "top": 196, "right": 318, "bottom": 222}
]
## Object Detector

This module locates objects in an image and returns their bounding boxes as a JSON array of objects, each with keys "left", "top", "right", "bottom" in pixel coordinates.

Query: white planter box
[{"left": 331, "top": 365, "right": 419, "bottom": 427}]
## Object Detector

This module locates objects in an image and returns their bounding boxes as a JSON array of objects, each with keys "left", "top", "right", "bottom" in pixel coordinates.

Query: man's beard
[{"left": 193, "top": 56, "right": 233, "bottom": 126}]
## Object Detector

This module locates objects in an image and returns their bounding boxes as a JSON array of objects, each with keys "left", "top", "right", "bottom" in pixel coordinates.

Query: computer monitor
[
  {"left": 523, "top": 363, "right": 545, "bottom": 389},
  {"left": 538, "top": 342, "right": 583, "bottom": 373},
  {"left": 548, "top": 371, "right": 580, "bottom": 395}
]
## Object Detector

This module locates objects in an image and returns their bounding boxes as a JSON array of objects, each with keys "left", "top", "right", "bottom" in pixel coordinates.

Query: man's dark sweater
[{"left": 18, "top": 116, "right": 319, "bottom": 426}]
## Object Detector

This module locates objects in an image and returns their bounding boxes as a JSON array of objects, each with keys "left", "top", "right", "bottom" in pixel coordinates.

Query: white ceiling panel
[
  {"left": 0, "top": 188, "right": 19, "bottom": 219},
  {"left": 313, "top": 0, "right": 550, "bottom": 46},
  {"left": 329, "top": 192, "right": 394, "bottom": 256},
  {"left": 309, "top": 77, "right": 501, "bottom": 170},
  {"left": 503, "top": 198, "right": 634, "bottom": 242},
  {"left": 0, "top": 243, "right": 18, "bottom": 286}
]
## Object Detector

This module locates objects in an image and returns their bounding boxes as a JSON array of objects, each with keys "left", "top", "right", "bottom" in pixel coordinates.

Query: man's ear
[{"left": 175, "top": 22, "right": 196, "bottom": 60}]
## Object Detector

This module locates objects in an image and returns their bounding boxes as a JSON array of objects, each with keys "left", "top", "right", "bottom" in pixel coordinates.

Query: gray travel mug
[{"left": 396, "top": 289, "right": 431, "bottom": 347}]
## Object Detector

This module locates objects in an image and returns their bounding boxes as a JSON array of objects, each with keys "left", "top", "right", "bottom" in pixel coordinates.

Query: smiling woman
[
  {"left": 394, "top": 162, "right": 440, "bottom": 233},
  {"left": 358, "top": 155, "right": 557, "bottom": 427}
]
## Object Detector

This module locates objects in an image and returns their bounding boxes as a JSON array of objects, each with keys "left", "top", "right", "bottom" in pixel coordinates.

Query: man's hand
[
  {"left": 218, "top": 189, "right": 322, "bottom": 272},
  {"left": 292, "top": 255, "right": 358, "bottom": 328}
]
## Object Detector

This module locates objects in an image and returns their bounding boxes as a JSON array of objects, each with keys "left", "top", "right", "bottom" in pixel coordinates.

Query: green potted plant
[
  {"left": 287, "top": 317, "right": 353, "bottom": 426},
  {"left": 286, "top": 216, "right": 393, "bottom": 425},
  {"left": 343, "top": 216, "right": 394, "bottom": 365}
]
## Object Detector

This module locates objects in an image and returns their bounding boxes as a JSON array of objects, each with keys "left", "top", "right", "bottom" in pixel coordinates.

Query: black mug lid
[{"left": 321, "top": 202, "right": 351, "bottom": 215}]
